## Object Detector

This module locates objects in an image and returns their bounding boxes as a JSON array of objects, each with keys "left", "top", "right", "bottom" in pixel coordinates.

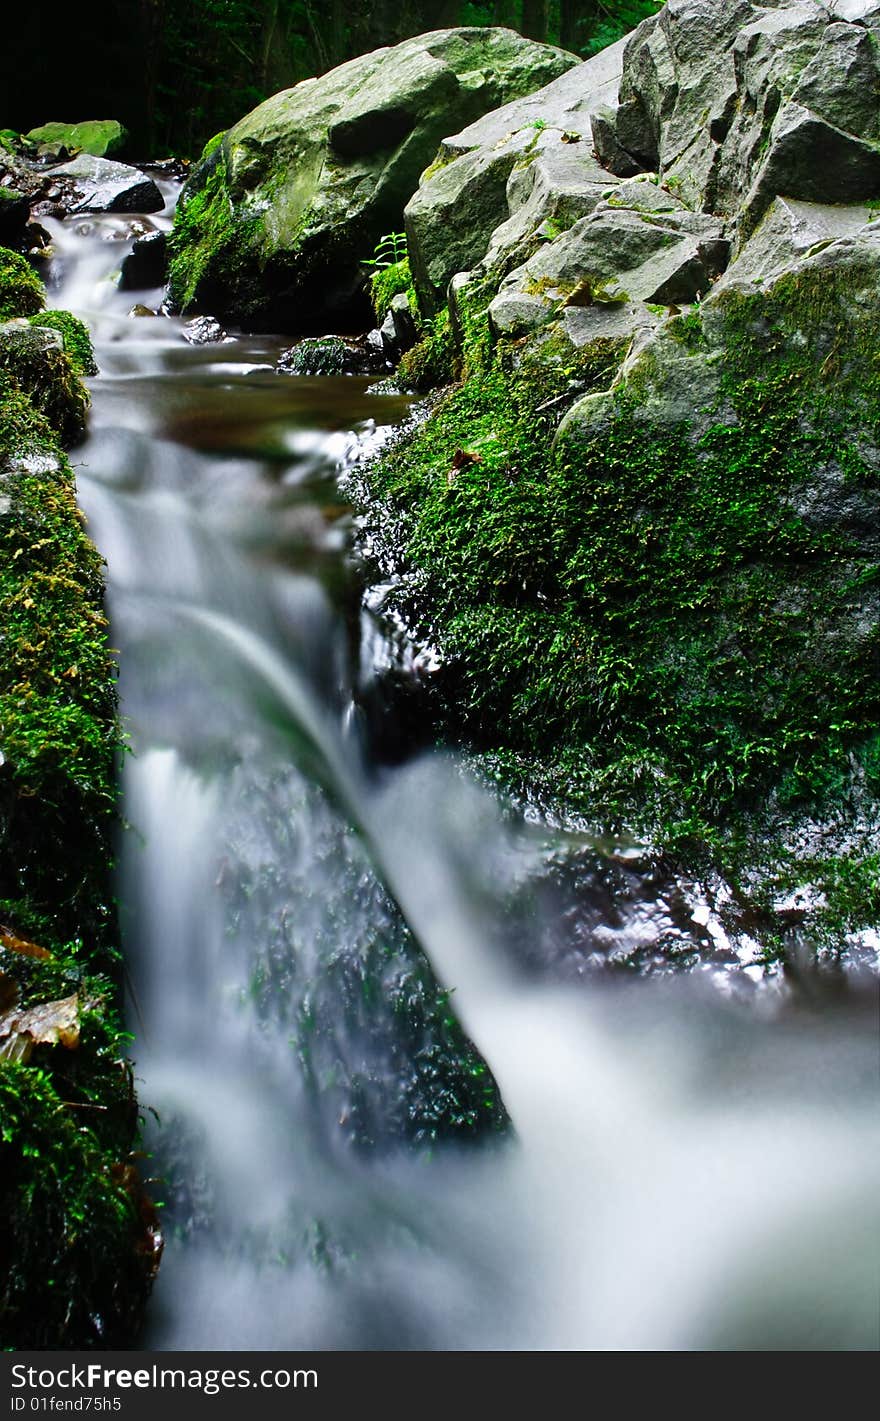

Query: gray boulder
[
  {"left": 599, "top": 0, "right": 880, "bottom": 234},
  {"left": 487, "top": 190, "right": 729, "bottom": 338},
  {"left": 713, "top": 194, "right": 876, "bottom": 289},
  {"left": 405, "top": 39, "right": 626, "bottom": 314},
  {"left": 51, "top": 156, "right": 164, "bottom": 214},
  {"left": 167, "top": 28, "right": 579, "bottom": 330}
]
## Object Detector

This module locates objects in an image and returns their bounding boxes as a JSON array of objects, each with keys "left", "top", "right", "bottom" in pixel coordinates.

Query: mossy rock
[
  {"left": 24, "top": 119, "right": 127, "bottom": 159},
  {"left": 0, "top": 372, "right": 151, "bottom": 1345},
  {"left": 168, "top": 28, "right": 579, "bottom": 330},
  {"left": 0, "top": 324, "right": 90, "bottom": 446},
  {"left": 0, "top": 246, "right": 44, "bottom": 322},
  {"left": 29, "top": 310, "right": 98, "bottom": 377},
  {"left": 356, "top": 216, "right": 880, "bottom": 953}
]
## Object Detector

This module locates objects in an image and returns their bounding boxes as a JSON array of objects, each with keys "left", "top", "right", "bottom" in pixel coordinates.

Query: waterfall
[{"left": 42, "top": 194, "right": 879, "bottom": 1351}]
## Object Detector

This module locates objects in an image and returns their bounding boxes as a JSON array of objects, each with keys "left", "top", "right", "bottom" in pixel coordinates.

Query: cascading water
[{"left": 44, "top": 184, "right": 879, "bottom": 1351}]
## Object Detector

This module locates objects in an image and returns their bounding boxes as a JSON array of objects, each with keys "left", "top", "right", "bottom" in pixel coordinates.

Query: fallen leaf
[
  {"left": 0, "top": 993, "right": 80, "bottom": 1063},
  {"left": 451, "top": 448, "right": 482, "bottom": 470},
  {"left": 0, "top": 927, "right": 54, "bottom": 961}
]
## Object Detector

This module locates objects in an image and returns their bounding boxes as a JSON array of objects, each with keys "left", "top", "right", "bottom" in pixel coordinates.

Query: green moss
[
  {"left": 0, "top": 328, "right": 90, "bottom": 447},
  {"left": 0, "top": 1037, "right": 148, "bottom": 1349},
  {"left": 0, "top": 247, "right": 44, "bottom": 322},
  {"left": 419, "top": 149, "right": 457, "bottom": 185},
  {"left": 370, "top": 257, "right": 415, "bottom": 324},
  {"left": 397, "top": 309, "right": 456, "bottom": 392},
  {"left": 167, "top": 144, "right": 258, "bottom": 313},
  {"left": 359, "top": 251, "right": 880, "bottom": 948},
  {"left": 0, "top": 381, "right": 119, "bottom": 965},
  {"left": 29, "top": 311, "right": 98, "bottom": 377},
  {"left": 0, "top": 248, "right": 147, "bottom": 1344}
]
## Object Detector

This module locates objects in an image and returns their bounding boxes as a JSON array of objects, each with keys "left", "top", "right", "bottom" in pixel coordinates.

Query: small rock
[
  {"left": 52, "top": 155, "right": 164, "bottom": 215},
  {"left": 118, "top": 231, "right": 168, "bottom": 291},
  {"left": 181, "top": 315, "right": 227, "bottom": 344},
  {"left": 277, "top": 334, "right": 379, "bottom": 375},
  {"left": 128, "top": 304, "right": 157, "bottom": 318}
]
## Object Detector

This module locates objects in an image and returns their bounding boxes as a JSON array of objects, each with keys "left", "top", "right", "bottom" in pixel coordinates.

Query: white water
[{"left": 47, "top": 194, "right": 879, "bottom": 1351}]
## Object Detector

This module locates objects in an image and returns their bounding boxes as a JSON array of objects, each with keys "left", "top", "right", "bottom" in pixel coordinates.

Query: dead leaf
[
  {"left": 0, "top": 927, "right": 54, "bottom": 961},
  {"left": 0, "top": 992, "right": 80, "bottom": 1063},
  {"left": 561, "top": 131, "right": 581, "bottom": 143},
  {"left": 450, "top": 448, "right": 482, "bottom": 470},
  {"left": 563, "top": 279, "right": 594, "bottom": 308}
]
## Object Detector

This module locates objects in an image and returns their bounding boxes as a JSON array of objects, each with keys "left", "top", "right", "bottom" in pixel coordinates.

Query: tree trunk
[
  {"left": 521, "top": 0, "right": 548, "bottom": 42},
  {"left": 494, "top": 0, "right": 520, "bottom": 27}
]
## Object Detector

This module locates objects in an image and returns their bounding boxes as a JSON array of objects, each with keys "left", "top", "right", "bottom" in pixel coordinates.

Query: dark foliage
[{"left": 0, "top": 3, "right": 662, "bottom": 157}]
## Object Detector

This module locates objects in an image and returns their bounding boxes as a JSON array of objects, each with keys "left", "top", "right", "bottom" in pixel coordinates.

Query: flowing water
[{"left": 43, "top": 184, "right": 879, "bottom": 1351}]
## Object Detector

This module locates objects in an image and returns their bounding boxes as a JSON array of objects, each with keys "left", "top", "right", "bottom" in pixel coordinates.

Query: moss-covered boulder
[
  {"left": 0, "top": 247, "right": 43, "bottom": 321},
  {"left": 24, "top": 119, "right": 127, "bottom": 159},
  {"left": 167, "top": 28, "right": 579, "bottom": 331},
  {"left": 0, "top": 324, "right": 90, "bottom": 445},
  {"left": 353, "top": 4, "right": 880, "bottom": 961}
]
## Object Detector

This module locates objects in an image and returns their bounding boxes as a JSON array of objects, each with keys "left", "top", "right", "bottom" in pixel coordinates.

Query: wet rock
[
  {"left": 278, "top": 335, "right": 381, "bottom": 376},
  {"left": 0, "top": 188, "right": 29, "bottom": 245},
  {"left": 127, "top": 304, "right": 157, "bottom": 318},
  {"left": 118, "top": 231, "right": 168, "bottom": 291},
  {"left": 181, "top": 315, "right": 227, "bottom": 345},
  {"left": 24, "top": 222, "right": 52, "bottom": 254},
  {"left": 51, "top": 156, "right": 163, "bottom": 215},
  {"left": 169, "top": 28, "right": 580, "bottom": 329}
]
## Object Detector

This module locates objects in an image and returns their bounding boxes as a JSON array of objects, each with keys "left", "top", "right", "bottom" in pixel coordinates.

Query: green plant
[{"left": 363, "top": 231, "right": 408, "bottom": 272}]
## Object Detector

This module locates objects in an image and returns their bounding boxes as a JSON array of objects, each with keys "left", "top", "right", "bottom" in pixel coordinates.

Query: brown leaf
[
  {"left": 0, "top": 927, "right": 53, "bottom": 961},
  {"left": 0, "top": 993, "right": 80, "bottom": 1063},
  {"left": 563, "top": 279, "right": 594, "bottom": 308},
  {"left": 450, "top": 448, "right": 481, "bottom": 470}
]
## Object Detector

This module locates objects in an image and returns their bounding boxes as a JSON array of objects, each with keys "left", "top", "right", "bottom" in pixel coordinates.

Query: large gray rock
[
  {"left": 600, "top": 0, "right": 880, "bottom": 233},
  {"left": 168, "top": 28, "right": 579, "bottom": 330},
  {"left": 714, "top": 194, "right": 877, "bottom": 289},
  {"left": 487, "top": 188, "right": 729, "bottom": 337},
  {"left": 51, "top": 155, "right": 164, "bottom": 214},
  {"left": 405, "top": 39, "right": 626, "bottom": 314}
]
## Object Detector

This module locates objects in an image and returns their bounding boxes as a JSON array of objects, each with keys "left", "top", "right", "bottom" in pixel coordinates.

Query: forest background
[{"left": 1, "top": 2, "right": 662, "bottom": 156}]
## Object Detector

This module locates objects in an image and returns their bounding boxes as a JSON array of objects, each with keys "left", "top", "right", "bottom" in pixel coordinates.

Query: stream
[{"left": 42, "top": 183, "right": 879, "bottom": 1351}]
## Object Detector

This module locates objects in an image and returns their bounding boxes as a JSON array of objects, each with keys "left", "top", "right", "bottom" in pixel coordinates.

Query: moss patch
[
  {"left": 0, "top": 328, "right": 90, "bottom": 446},
  {"left": 357, "top": 252, "right": 880, "bottom": 951},
  {"left": 167, "top": 141, "right": 259, "bottom": 313},
  {"left": 29, "top": 310, "right": 98, "bottom": 377},
  {"left": 0, "top": 247, "right": 44, "bottom": 322},
  {"left": 370, "top": 257, "right": 415, "bottom": 324}
]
